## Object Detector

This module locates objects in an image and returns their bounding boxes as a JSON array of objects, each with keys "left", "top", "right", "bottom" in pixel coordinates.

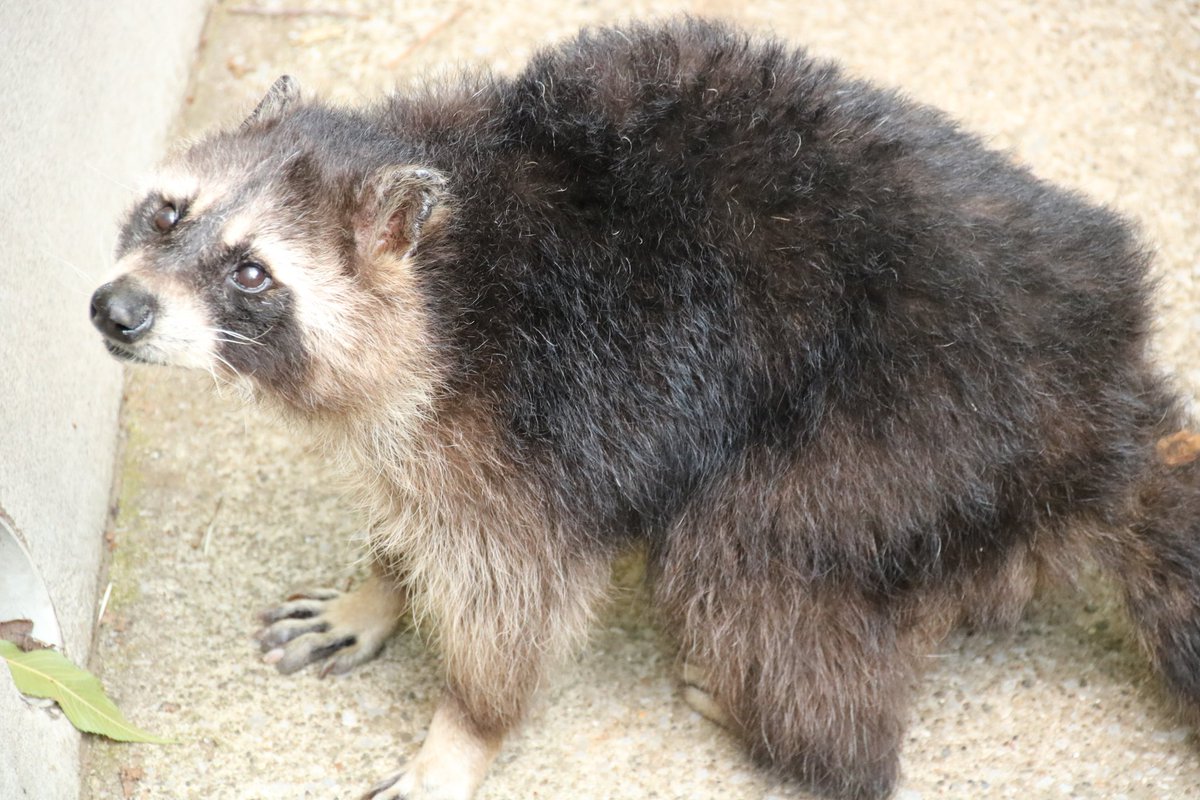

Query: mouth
[{"left": 103, "top": 339, "right": 155, "bottom": 365}]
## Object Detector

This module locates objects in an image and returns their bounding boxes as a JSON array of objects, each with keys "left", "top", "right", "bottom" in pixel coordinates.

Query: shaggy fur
[{"left": 90, "top": 19, "right": 1200, "bottom": 800}]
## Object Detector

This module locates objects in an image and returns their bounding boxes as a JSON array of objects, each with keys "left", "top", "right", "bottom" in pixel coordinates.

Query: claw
[
  {"left": 362, "top": 770, "right": 403, "bottom": 799},
  {"left": 271, "top": 631, "right": 358, "bottom": 674},
  {"left": 258, "top": 596, "right": 334, "bottom": 625},
  {"left": 357, "top": 700, "right": 498, "bottom": 799},
  {"left": 255, "top": 617, "right": 330, "bottom": 650}
]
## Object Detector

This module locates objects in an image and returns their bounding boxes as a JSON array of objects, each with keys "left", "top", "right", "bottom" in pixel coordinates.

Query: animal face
[{"left": 91, "top": 77, "right": 448, "bottom": 417}]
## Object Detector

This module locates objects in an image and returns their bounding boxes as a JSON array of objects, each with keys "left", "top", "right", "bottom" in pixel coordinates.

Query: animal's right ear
[
  {"left": 354, "top": 165, "right": 448, "bottom": 262},
  {"left": 242, "top": 75, "right": 300, "bottom": 129}
]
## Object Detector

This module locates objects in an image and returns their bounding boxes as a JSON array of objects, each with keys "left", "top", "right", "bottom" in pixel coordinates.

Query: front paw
[
  {"left": 360, "top": 766, "right": 474, "bottom": 800},
  {"left": 361, "top": 770, "right": 409, "bottom": 800},
  {"left": 362, "top": 699, "right": 500, "bottom": 799},
  {"left": 255, "top": 580, "right": 403, "bottom": 676}
]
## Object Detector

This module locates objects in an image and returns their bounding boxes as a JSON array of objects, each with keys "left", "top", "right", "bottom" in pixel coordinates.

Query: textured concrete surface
[
  {"left": 83, "top": 1, "right": 1200, "bottom": 798},
  {"left": 0, "top": 4, "right": 209, "bottom": 799}
]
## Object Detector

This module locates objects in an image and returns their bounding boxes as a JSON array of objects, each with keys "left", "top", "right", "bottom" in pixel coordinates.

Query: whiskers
[
  {"left": 83, "top": 162, "right": 136, "bottom": 194},
  {"left": 206, "top": 325, "right": 274, "bottom": 348},
  {"left": 201, "top": 349, "right": 254, "bottom": 401},
  {"left": 39, "top": 247, "right": 98, "bottom": 303},
  {"left": 202, "top": 327, "right": 271, "bottom": 401},
  {"left": 209, "top": 348, "right": 239, "bottom": 378}
]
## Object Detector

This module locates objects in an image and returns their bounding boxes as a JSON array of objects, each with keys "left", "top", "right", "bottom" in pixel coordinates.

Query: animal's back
[{"left": 391, "top": 19, "right": 1162, "bottom": 558}]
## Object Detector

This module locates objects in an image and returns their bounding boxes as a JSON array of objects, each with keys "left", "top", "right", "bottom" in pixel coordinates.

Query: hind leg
[
  {"left": 657, "top": 561, "right": 916, "bottom": 796},
  {"left": 665, "top": 577, "right": 918, "bottom": 800},
  {"left": 653, "top": 471, "right": 931, "bottom": 798}
]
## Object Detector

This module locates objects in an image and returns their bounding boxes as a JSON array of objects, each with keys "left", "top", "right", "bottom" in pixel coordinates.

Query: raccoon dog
[{"left": 90, "top": 18, "right": 1200, "bottom": 800}]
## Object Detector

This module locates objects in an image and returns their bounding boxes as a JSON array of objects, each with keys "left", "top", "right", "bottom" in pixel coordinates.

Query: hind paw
[{"left": 681, "top": 661, "right": 734, "bottom": 729}]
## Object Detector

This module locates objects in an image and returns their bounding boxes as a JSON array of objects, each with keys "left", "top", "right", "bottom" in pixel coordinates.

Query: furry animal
[{"left": 90, "top": 18, "right": 1200, "bottom": 800}]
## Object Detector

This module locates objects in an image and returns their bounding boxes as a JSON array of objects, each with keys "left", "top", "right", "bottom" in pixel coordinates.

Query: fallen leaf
[
  {"left": 0, "top": 640, "right": 171, "bottom": 743},
  {"left": 226, "top": 54, "right": 252, "bottom": 78}
]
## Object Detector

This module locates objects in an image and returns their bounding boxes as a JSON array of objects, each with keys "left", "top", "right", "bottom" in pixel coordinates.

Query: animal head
[{"left": 90, "top": 76, "right": 449, "bottom": 418}]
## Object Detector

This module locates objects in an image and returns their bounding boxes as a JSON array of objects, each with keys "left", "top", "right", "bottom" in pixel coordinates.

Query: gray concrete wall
[{"left": 0, "top": 4, "right": 209, "bottom": 798}]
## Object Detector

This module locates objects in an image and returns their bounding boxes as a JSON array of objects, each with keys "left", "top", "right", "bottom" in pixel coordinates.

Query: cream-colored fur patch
[
  {"left": 141, "top": 282, "right": 220, "bottom": 370},
  {"left": 139, "top": 168, "right": 226, "bottom": 219}
]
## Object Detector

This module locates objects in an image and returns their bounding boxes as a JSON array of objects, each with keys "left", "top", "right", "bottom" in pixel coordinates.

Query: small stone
[{"left": 226, "top": 54, "right": 251, "bottom": 78}]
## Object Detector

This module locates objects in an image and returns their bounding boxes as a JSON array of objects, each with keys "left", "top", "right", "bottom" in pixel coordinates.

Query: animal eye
[
  {"left": 152, "top": 203, "right": 179, "bottom": 232},
  {"left": 230, "top": 261, "right": 272, "bottom": 293}
]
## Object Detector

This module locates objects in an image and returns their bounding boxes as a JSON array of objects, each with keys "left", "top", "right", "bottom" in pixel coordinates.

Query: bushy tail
[{"left": 1104, "top": 433, "right": 1200, "bottom": 721}]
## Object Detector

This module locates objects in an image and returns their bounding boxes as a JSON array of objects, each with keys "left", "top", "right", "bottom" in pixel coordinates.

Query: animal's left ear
[
  {"left": 354, "top": 165, "right": 448, "bottom": 261},
  {"left": 242, "top": 75, "right": 300, "bottom": 129}
]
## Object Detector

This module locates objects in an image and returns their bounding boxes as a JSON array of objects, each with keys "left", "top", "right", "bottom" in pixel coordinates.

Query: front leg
[
  {"left": 256, "top": 567, "right": 408, "bottom": 676},
  {"left": 364, "top": 550, "right": 611, "bottom": 800}
]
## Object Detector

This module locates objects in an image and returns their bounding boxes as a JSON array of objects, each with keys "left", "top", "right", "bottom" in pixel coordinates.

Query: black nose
[{"left": 90, "top": 280, "right": 157, "bottom": 344}]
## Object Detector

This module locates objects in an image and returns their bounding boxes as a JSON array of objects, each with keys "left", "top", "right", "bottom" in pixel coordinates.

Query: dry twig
[
  {"left": 228, "top": 6, "right": 370, "bottom": 20},
  {"left": 386, "top": 6, "right": 468, "bottom": 68}
]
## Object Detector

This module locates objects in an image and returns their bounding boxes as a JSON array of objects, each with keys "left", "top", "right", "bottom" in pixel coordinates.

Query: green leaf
[{"left": 0, "top": 639, "right": 171, "bottom": 743}]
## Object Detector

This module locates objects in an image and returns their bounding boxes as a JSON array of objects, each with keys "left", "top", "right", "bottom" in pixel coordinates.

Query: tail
[{"left": 1103, "top": 430, "right": 1200, "bottom": 722}]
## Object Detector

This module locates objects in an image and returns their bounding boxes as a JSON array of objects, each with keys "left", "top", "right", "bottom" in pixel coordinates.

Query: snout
[{"left": 90, "top": 279, "right": 157, "bottom": 345}]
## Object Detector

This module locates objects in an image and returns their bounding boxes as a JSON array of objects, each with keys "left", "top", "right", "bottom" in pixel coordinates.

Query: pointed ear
[
  {"left": 242, "top": 75, "right": 300, "bottom": 129},
  {"left": 354, "top": 166, "right": 448, "bottom": 261}
]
